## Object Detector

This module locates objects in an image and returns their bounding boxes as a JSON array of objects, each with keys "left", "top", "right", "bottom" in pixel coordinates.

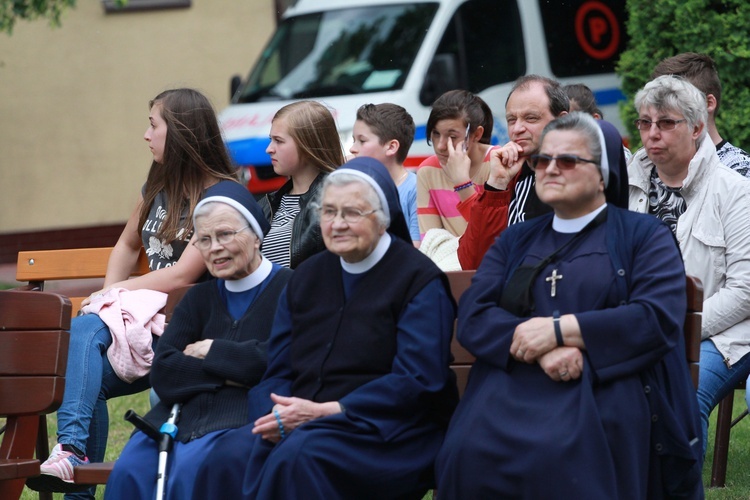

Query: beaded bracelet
[
  {"left": 273, "top": 409, "right": 286, "bottom": 439},
  {"left": 454, "top": 181, "right": 474, "bottom": 192}
]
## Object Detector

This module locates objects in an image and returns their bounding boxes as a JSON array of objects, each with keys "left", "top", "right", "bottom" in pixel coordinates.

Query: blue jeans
[
  {"left": 56, "top": 314, "right": 151, "bottom": 500},
  {"left": 697, "top": 339, "right": 750, "bottom": 456}
]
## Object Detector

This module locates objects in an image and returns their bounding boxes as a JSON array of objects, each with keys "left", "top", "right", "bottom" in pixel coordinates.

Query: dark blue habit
[
  {"left": 435, "top": 206, "right": 703, "bottom": 499},
  {"left": 192, "top": 237, "right": 457, "bottom": 499}
]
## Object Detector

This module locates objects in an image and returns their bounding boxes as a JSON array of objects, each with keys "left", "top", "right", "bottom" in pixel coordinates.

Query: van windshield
[{"left": 235, "top": 3, "right": 439, "bottom": 103}]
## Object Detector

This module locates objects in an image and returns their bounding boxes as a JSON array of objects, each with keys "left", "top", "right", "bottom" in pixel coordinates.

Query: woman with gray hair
[
  {"left": 629, "top": 74, "right": 750, "bottom": 456},
  {"left": 437, "top": 112, "right": 701, "bottom": 497},
  {"left": 105, "top": 181, "right": 292, "bottom": 499},
  {"left": 193, "top": 157, "right": 457, "bottom": 499}
]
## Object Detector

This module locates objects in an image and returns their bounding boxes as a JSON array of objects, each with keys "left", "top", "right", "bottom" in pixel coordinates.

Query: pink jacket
[{"left": 82, "top": 288, "right": 167, "bottom": 382}]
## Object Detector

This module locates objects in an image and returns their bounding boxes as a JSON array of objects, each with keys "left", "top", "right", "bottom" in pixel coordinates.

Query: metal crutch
[{"left": 124, "top": 403, "right": 181, "bottom": 500}]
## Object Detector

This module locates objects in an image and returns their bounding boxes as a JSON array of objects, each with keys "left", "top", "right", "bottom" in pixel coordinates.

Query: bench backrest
[
  {"left": 0, "top": 290, "right": 71, "bottom": 499},
  {"left": 445, "top": 271, "right": 475, "bottom": 398},
  {"left": 444, "top": 271, "right": 704, "bottom": 396},
  {"left": 16, "top": 247, "right": 150, "bottom": 316}
]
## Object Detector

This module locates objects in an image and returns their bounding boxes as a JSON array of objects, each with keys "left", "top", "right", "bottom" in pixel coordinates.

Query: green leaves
[
  {"left": 1, "top": 0, "right": 128, "bottom": 35},
  {"left": 1, "top": 0, "right": 76, "bottom": 34},
  {"left": 617, "top": 0, "right": 750, "bottom": 149}
]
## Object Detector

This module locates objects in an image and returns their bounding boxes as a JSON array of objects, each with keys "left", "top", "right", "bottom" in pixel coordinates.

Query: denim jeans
[
  {"left": 697, "top": 339, "right": 750, "bottom": 456},
  {"left": 56, "top": 314, "right": 151, "bottom": 500}
]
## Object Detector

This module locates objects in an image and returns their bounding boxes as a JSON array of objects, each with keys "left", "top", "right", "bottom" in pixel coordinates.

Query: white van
[{"left": 220, "top": 0, "right": 628, "bottom": 194}]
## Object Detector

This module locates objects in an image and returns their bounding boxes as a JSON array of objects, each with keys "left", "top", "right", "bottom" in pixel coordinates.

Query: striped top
[
  {"left": 261, "top": 194, "right": 301, "bottom": 268},
  {"left": 416, "top": 148, "right": 496, "bottom": 238}
]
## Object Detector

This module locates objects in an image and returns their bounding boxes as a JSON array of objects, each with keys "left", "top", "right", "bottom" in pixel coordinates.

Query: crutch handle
[{"left": 124, "top": 409, "right": 161, "bottom": 441}]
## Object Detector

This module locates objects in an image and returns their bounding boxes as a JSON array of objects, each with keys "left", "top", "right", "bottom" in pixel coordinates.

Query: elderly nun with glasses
[
  {"left": 193, "top": 156, "right": 458, "bottom": 499},
  {"left": 105, "top": 181, "right": 292, "bottom": 499},
  {"left": 436, "top": 112, "right": 702, "bottom": 498},
  {"left": 629, "top": 74, "right": 750, "bottom": 459}
]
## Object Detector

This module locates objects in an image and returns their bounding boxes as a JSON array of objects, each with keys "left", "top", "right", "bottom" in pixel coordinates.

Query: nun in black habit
[
  {"left": 435, "top": 113, "right": 703, "bottom": 499},
  {"left": 193, "top": 157, "right": 458, "bottom": 499}
]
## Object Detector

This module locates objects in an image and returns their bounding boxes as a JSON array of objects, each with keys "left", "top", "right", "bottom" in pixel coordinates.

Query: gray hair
[
  {"left": 193, "top": 201, "right": 260, "bottom": 240},
  {"left": 540, "top": 111, "right": 603, "bottom": 163},
  {"left": 634, "top": 75, "right": 708, "bottom": 142},
  {"left": 312, "top": 173, "right": 390, "bottom": 228}
]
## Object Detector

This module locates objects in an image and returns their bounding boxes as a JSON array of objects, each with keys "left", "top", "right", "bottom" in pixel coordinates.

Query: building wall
[{"left": 0, "top": 0, "right": 275, "bottom": 233}]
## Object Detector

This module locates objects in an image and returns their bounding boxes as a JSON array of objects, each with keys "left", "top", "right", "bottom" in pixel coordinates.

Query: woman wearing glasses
[
  {"left": 27, "top": 88, "right": 240, "bottom": 499},
  {"left": 436, "top": 112, "right": 702, "bottom": 498},
  {"left": 105, "top": 181, "right": 292, "bottom": 499},
  {"left": 193, "top": 157, "right": 458, "bottom": 499},
  {"left": 629, "top": 75, "right": 750, "bottom": 457}
]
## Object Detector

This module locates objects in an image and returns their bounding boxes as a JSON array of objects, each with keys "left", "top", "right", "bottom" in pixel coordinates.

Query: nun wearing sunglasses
[{"left": 436, "top": 112, "right": 702, "bottom": 498}]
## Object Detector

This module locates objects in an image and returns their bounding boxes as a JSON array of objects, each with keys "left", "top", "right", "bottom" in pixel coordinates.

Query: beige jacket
[{"left": 629, "top": 137, "right": 750, "bottom": 366}]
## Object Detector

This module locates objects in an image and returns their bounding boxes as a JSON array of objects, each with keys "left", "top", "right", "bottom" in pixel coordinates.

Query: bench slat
[
  {"left": 0, "top": 331, "right": 69, "bottom": 376},
  {"left": 0, "top": 377, "right": 65, "bottom": 415},
  {"left": 0, "top": 458, "right": 40, "bottom": 481},
  {"left": 16, "top": 247, "right": 149, "bottom": 282},
  {"left": 0, "top": 292, "right": 71, "bottom": 331},
  {"left": 74, "top": 461, "right": 116, "bottom": 485}
]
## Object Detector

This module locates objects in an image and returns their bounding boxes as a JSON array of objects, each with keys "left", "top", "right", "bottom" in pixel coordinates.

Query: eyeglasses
[
  {"left": 192, "top": 225, "right": 250, "bottom": 250},
  {"left": 633, "top": 118, "right": 687, "bottom": 131},
  {"left": 319, "top": 207, "right": 377, "bottom": 224},
  {"left": 529, "top": 154, "right": 599, "bottom": 171}
]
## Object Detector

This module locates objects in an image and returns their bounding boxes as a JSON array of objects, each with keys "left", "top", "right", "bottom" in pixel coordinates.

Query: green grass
[
  {"left": 15, "top": 391, "right": 750, "bottom": 499},
  {"left": 20, "top": 391, "right": 150, "bottom": 500}
]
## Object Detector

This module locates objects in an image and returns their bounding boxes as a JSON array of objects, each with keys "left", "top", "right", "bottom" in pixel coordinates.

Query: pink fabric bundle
[{"left": 82, "top": 288, "right": 168, "bottom": 382}]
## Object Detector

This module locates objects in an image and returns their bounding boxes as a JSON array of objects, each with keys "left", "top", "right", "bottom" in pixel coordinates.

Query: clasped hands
[
  {"left": 510, "top": 316, "right": 583, "bottom": 383},
  {"left": 253, "top": 393, "right": 342, "bottom": 443}
]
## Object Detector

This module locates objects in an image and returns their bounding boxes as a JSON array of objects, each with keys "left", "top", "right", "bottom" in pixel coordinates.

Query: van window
[
  {"left": 539, "top": 0, "right": 627, "bottom": 77},
  {"left": 235, "top": 3, "right": 439, "bottom": 103},
  {"left": 433, "top": 0, "right": 525, "bottom": 94}
]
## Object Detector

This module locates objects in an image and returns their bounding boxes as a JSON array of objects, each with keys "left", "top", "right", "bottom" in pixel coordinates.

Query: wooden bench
[
  {"left": 0, "top": 290, "right": 71, "bottom": 500},
  {"left": 14, "top": 246, "right": 191, "bottom": 491},
  {"left": 445, "top": 271, "right": 475, "bottom": 398},
  {"left": 16, "top": 247, "right": 150, "bottom": 315}
]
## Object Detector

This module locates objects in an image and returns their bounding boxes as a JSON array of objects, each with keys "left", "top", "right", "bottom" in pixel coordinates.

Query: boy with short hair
[{"left": 350, "top": 103, "right": 420, "bottom": 246}]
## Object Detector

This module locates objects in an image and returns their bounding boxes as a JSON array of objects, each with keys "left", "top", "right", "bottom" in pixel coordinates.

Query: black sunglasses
[{"left": 529, "top": 154, "right": 599, "bottom": 171}]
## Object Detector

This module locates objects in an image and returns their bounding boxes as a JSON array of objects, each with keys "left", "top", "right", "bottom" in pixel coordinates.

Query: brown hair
[
  {"left": 355, "top": 103, "right": 415, "bottom": 164},
  {"left": 563, "top": 83, "right": 602, "bottom": 118},
  {"left": 139, "top": 88, "right": 239, "bottom": 243},
  {"left": 506, "top": 75, "right": 570, "bottom": 117},
  {"left": 426, "top": 90, "right": 493, "bottom": 146},
  {"left": 651, "top": 52, "right": 722, "bottom": 113},
  {"left": 272, "top": 101, "right": 345, "bottom": 174}
]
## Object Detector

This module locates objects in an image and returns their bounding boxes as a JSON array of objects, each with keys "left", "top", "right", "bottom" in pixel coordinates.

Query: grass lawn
[{"left": 12, "top": 390, "right": 750, "bottom": 499}]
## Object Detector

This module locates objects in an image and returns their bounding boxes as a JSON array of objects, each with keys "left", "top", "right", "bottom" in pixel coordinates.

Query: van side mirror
[
  {"left": 419, "top": 54, "right": 459, "bottom": 106},
  {"left": 230, "top": 75, "right": 242, "bottom": 101}
]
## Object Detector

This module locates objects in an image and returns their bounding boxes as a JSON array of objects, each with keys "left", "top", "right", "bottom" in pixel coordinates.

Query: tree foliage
[
  {"left": 1, "top": 0, "right": 77, "bottom": 34},
  {"left": 1, "top": 0, "right": 127, "bottom": 34},
  {"left": 618, "top": 0, "right": 750, "bottom": 149}
]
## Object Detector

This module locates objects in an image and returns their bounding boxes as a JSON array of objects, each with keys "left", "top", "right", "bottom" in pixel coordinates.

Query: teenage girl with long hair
[
  {"left": 28, "top": 88, "right": 241, "bottom": 499},
  {"left": 260, "top": 101, "right": 346, "bottom": 268}
]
